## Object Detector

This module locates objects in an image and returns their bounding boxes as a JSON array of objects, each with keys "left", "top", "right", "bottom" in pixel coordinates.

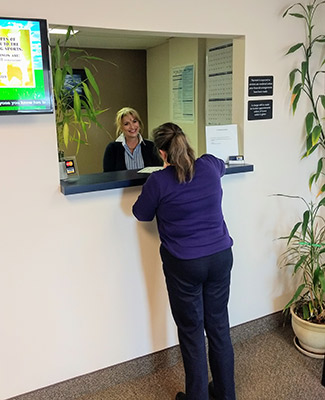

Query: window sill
[{"left": 60, "top": 164, "right": 254, "bottom": 195}]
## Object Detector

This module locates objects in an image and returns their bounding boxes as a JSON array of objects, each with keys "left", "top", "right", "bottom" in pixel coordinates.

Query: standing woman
[
  {"left": 103, "top": 107, "right": 162, "bottom": 172},
  {"left": 132, "top": 123, "right": 236, "bottom": 400}
]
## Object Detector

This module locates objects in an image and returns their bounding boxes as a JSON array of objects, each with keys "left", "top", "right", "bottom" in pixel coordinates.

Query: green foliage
[
  {"left": 284, "top": 0, "right": 325, "bottom": 189},
  {"left": 275, "top": 195, "right": 325, "bottom": 322},
  {"left": 51, "top": 27, "right": 108, "bottom": 156},
  {"left": 278, "top": 1, "right": 325, "bottom": 322}
]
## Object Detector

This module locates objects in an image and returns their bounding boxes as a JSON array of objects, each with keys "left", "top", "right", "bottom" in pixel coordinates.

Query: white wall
[
  {"left": 147, "top": 42, "right": 170, "bottom": 134},
  {"left": 0, "top": 1, "right": 321, "bottom": 399}
]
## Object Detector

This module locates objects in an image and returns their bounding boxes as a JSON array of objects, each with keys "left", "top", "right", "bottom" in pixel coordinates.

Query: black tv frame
[{"left": 0, "top": 16, "right": 53, "bottom": 115}]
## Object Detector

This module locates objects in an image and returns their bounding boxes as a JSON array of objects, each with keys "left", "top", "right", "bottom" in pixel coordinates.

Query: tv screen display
[{"left": 0, "top": 17, "right": 53, "bottom": 114}]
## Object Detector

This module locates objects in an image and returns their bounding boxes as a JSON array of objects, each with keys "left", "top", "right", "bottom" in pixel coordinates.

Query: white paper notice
[{"left": 205, "top": 124, "right": 238, "bottom": 162}]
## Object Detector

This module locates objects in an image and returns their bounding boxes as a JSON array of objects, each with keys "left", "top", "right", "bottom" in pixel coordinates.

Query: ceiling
[{"left": 48, "top": 25, "right": 172, "bottom": 50}]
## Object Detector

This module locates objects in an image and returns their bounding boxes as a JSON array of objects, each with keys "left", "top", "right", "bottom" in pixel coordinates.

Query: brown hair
[
  {"left": 115, "top": 107, "right": 144, "bottom": 137},
  {"left": 152, "top": 122, "right": 196, "bottom": 183}
]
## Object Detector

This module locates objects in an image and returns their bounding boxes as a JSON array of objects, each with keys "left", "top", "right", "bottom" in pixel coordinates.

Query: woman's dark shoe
[
  {"left": 175, "top": 392, "right": 186, "bottom": 400},
  {"left": 208, "top": 381, "right": 217, "bottom": 399}
]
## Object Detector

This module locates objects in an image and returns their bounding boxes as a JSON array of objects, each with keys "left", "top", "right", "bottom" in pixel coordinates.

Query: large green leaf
[
  {"left": 305, "top": 112, "right": 314, "bottom": 134},
  {"left": 54, "top": 68, "right": 63, "bottom": 97},
  {"left": 294, "top": 254, "right": 307, "bottom": 273},
  {"left": 63, "top": 123, "right": 69, "bottom": 148},
  {"left": 309, "top": 173, "right": 316, "bottom": 189},
  {"left": 76, "top": 130, "right": 81, "bottom": 154},
  {"left": 289, "top": 12, "right": 305, "bottom": 18},
  {"left": 65, "top": 26, "right": 74, "bottom": 43},
  {"left": 289, "top": 69, "right": 298, "bottom": 90},
  {"left": 284, "top": 283, "right": 305, "bottom": 310},
  {"left": 82, "top": 82, "right": 94, "bottom": 109},
  {"left": 313, "top": 266, "right": 322, "bottom": 286},
  {"left": 302, "top": 303, "right": 310, "bottom": 319},
  {"left": 320, "top": 95, "right": 325, "bottom": 109},
  {"left": 309, "top": 161, "right": 324, "bottom": 188},
  {"left": 306, "top": 131, "right": 313, "bottom": 153},
  {"left": 318, "top": 196, "right": 325, "bottom": 207},
  {"left": 283, "top": 4, "right": 298, "bottom": 18},
  {"left": 301, "top": 61, "right": 307, "bottom": 85},
  {"left": 79, "top": 55, "right": 107, "bottom": 62},
  {"left": 85, "top": 67, "right": 100, "bottom": 97},
  {"left": 293, "top": 82, "right": 302, "bottom": 94},
  {"left": 319, "top": 269, "right": 325, "bottom": 292},
  {"left": 311, "top": 125, "right": 321, "bottom": 145},
  {"left": 319, "top": 184, "right": 325, "bottom": 194},
  {"left": 288, "top": 221, "right": 302, "bottom": 244},
  {"left": 315, "top": 35, "right": 325, "bottom": 43},
  {"left": 301, "top": 210, "right": 310, "bottom": 239},
  {"left": 63, "top": 49, "right": 70, "bottom": 64},
  {"left": 286, "top": 42, "right": 304, "bottom": 55},
  {"left": 292, "top": 83, "right": 302, "bottom": 113},
  {"left": 305, "top": 143, "right": 319, "bottom": 157},
  {"left": 73, "top": 91, "right": 81, "bottom": 121}
]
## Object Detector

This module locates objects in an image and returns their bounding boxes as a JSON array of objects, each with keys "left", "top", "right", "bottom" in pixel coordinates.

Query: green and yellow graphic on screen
[{"left": 0, "top": 18, "right": 53, "bottom": 114}]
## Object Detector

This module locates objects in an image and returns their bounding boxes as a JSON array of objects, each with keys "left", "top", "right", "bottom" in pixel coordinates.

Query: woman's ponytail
[{"left": 152, "top": 123, "right": 196, "bottom": 183}]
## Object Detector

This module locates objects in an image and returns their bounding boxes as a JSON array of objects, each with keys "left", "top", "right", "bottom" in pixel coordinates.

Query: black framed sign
[
  {"left": 248, "top": 100, "right": 273, "bottom": 120},
  {"left": 248, "top": 76, "right": 273, "bottom": 97}
]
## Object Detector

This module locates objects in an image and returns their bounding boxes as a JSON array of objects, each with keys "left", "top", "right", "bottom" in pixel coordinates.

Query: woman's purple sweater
[{"left": 132, "top": 154, "right": 233, "bottom": 260}]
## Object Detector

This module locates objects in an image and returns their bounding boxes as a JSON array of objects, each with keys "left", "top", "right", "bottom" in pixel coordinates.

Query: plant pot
[{"left": 290, "top": 305, "right": 325, "bottom": 357}]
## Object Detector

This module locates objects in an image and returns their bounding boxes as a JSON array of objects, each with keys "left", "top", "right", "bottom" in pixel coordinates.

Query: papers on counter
[{"left": 137, "top": 166, "right": 164, "bottom": 174}]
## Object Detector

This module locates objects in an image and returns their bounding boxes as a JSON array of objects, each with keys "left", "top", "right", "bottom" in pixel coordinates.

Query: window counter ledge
[{"left": 60, "top": 164, "right": 254, "bottom": 195}]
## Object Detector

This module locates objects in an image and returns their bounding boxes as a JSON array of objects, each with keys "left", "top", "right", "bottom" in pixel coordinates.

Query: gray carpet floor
[
  {"left": 74, "top": 324, "right": 324, "bottom": 400},
  {"left": 10, "top": 320, "right": 325, "bottom": 400}
]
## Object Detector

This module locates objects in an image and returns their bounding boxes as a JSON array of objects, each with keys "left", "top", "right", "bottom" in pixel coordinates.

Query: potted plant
[
  {"left": 279, "top": 0, "right": 325, "bottom": 357},
  {"left": 275, "top": 194, "right": 325, "bottom": 355},
  {"left": 51, "top": 27, "right": 108, "bottom": 159}
]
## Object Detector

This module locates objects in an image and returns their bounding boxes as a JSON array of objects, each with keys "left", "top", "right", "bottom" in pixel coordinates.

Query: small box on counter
[{"left": 227, "top": 155, "right": 245, "bottom": 164}]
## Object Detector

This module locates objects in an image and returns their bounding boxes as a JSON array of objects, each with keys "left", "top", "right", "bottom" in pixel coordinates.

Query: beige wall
[
  {"left": 147, "top": 42, "right": 170, "bottom": 135},
  {"left": 1, "top": 1, "right": 322, "bottom": 399},
  {"left": 148, "top": 37, "right": 204, "bottom": 155},
  {"left": 147, "top": 37, "right": 243, "bottom": 157}
]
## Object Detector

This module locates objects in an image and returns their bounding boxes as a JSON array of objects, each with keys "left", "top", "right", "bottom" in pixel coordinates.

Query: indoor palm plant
[
  {"left": 276, "top": 194, "right": 325, "bottom": 323},
  {"left": 284, "top": 0, "right": 325, "bottom": 185},
  {"left": 51, "top": 27, "right": 108, "bottom": 159},
  {"left": 279, "top": 0, "right": 325, "bottom": 355}
]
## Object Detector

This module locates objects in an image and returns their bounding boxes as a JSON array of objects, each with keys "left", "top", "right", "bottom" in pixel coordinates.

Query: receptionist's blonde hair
[{"left": 115, "top": 107, "right": 144, "bottom": 137}]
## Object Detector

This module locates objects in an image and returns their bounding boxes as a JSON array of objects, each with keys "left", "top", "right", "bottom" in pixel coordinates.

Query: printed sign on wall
[
  {"left": 248, "top": 100, "right": 273, "bottom": 120},
  {"left": 248, "top": 76, "right": 273, "bottom": 97}
]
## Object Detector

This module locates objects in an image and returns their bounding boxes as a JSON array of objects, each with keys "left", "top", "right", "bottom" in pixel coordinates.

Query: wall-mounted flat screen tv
[{"left": 0, "top": 17, "right": 53, "bottom": 114}]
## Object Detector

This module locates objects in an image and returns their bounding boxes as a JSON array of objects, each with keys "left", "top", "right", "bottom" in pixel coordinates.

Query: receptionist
[{"left": 103, "top": 107, "right": 162, "bottom": 172}]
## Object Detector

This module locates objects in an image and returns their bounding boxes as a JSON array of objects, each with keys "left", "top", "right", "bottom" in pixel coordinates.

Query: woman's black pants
[{"left": 160, "top": 245, "right": 236, "bottom": 400}]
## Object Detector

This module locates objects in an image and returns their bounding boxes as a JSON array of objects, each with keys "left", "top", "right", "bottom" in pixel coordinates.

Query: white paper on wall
[{"left": 205, "top": 124, "right": 238, "bottom": 162}]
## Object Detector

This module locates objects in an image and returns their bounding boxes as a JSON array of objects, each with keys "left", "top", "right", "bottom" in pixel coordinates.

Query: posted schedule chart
[{"left": 206, "top": 43, "right": 233, "bottom": 125}]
